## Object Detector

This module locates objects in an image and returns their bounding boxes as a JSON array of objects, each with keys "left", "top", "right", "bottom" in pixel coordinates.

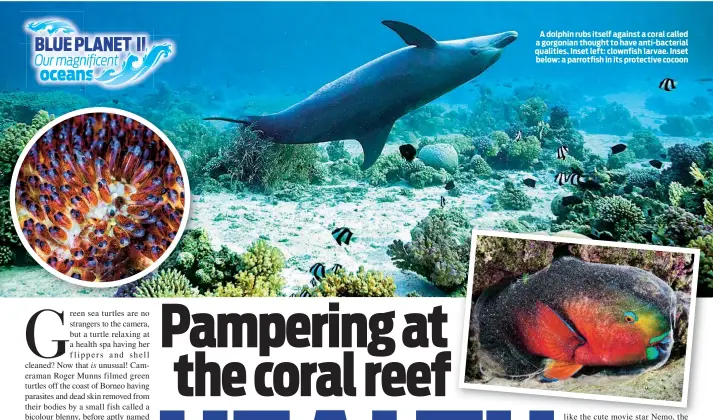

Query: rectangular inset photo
[{"left": 459, "top": 230, "right": 699, "bottom": 407}]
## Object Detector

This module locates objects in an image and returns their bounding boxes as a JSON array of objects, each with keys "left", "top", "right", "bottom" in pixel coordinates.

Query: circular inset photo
[{"left": 10, "top": 107, "right": 190, "bottom": 287}]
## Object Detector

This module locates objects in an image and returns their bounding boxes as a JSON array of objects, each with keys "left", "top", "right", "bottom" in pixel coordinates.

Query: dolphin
[{"left": 206, "top": 21, "right": 518, "bottom": 169}]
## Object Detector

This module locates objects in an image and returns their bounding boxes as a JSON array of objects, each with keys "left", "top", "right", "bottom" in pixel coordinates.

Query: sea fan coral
[{"left": 14, "top": 112, "right": 187, "bottom": 282}]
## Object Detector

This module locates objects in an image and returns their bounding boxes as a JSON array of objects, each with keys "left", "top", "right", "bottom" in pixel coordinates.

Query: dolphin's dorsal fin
[
  {"left": 358, "top": 122, "right": 394, "bottom": 170},
  {"left": 382, "top": 21, "right": 437, "bottom": 48}
]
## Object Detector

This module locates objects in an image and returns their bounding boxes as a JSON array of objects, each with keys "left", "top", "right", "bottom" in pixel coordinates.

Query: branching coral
[
  {"left": 134, "top": 269, "right": 200, "bottom": 298},
  {"left": 593, "top": 196, "right": 645, "bottom": 238},
  {"left": 518, "top": 98, "right": 548, "bottom": 127},
  {"left": 225, "top": 239, "right": 285, "bottom": 297},
  {"left": 663, "top": 143, "right": 705, "bottom": 186},
  {"left": 627, "top": 167, "right": 660, "bottom": 188},
  {"left": 162, "top": 228, "right": 241, "bottom": 292},
  {"left": 629, "top": 130, "right": 663, "bottom": 159},
  {"left": 496, "top": 180, "right": 532, "bottom": 211},
  {"left": 669, "top": 182, "right": 691, "bottom": 207},
  {"left": 388, "top": 207, "right": 472, "bottom": 292},
  {"left": 302, "top": 266, "right": 396, "bottom": 297}
]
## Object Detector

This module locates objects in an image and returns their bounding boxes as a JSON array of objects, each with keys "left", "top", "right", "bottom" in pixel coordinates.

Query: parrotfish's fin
[
  {"left": 204, "top": 115, "right": 261, "bottom": 125},
  {"left": 541, "top": 359, "right": 584, "bottom": 382},
  {"left": 358, "top": 122, "right": 394, "bottom": 170},
  {"left": 531, "top": 302, "right": 586, "bottom": 361},
  {"left": 382, "top": 21, "right": 437, "bottom": 48}
]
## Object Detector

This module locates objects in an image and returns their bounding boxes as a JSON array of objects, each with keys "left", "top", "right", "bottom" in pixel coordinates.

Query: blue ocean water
[{"left": 1, "top": 1, "right": 712, "bottom": 101}]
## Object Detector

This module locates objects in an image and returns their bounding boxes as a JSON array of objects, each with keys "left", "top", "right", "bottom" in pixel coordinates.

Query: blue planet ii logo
[{"left": 24, "top": 17, "right": 175, "bottom": 88}]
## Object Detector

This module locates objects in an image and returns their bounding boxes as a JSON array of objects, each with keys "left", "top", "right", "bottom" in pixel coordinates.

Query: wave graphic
[
  {"left": 95, "top": 44, "right": 173, "bottom": 87},
  {"left": 26, "top": 20, "right": 76, "bottom": 35}
]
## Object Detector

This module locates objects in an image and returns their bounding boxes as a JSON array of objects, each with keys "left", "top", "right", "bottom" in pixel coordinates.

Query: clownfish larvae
[{"left": 15, "top": 112, "right": 186, "bottom": 282}]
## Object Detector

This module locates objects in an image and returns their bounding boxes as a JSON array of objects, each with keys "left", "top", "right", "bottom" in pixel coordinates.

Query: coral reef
[
  {"left": 656, "top": 207, "right": 713, "bottom": 245},
  {"left": 518, "top": 98, "right": 548, "bottom": 127},
  {"left": 592, "top": 196, "right": 645, "bottom": 240},
  {"left": 660, "top": 116, "right": 697, "bottom": 137},
  {"left": 688, "top": 235, "right": 713, "bottom": 296},
  {"left": 302, "top": 266, "right": 396, "bottom": 297},
  {"left": 0, "top": 92, "right": 86, "bottom": 123},
  {"left": 580, "top": 102, "right": 642, "bottom": 135},
  {"left": 134, "top": 269, "right": 199, "bottom": 298},
  {"left": 468, "top": 155, "right": 492, "bottom": 177},
  {"left": 388, "top": 207, "right": 472, "bottom": 293},
  {"left": 629, "top": 130, "right": 663, "bottom": 159},
  {"left": 417, "top": 143, "right": 459, "bottom": 173},
  {"left": 496, "top": 180, "right": 532, "bottom": 211},
  {"left": 326, "top": 141, "right": 351, "bottom": 162}
]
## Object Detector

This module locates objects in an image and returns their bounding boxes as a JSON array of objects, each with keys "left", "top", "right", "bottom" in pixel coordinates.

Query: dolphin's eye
[
  {"left": 624, "top": 311, "right": 638, "bottom": 323},
  {"left": 469, "top": 48, "right": 481, "bottom": 56}
]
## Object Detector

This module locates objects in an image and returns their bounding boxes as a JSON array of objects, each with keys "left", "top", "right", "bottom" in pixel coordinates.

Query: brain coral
[{"left": 417, "top": 144, "right": 459, "bottom": 173}]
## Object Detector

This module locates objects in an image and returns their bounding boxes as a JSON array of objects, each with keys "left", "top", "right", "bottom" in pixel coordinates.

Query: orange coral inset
[{"left": 15, "top": 112, "right": 186, "bottom": 282}]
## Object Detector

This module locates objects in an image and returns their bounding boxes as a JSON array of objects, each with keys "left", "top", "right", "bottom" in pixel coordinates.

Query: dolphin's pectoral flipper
[
  {"left": 382, "top": 21, "right": 437, "bottom": 48},
  {"left": 358, "top": 123, "right": 394, "bottom": 170}
]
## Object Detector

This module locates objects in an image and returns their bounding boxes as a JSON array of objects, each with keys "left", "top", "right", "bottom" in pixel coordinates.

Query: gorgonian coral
[
  {"left": 15, "top": 112, "right": 186, "bottom": 282},
  {"left": 388, "top": 207, "right": 472, "bottom": 292}
]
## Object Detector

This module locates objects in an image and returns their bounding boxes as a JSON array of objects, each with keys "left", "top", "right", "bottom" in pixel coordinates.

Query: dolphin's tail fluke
[{"left": 203, "top": 116, "right": 261, "bottom": 125}]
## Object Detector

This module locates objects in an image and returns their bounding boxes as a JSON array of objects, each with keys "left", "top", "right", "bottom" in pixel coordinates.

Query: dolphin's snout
[{"left": 492, "top": 31, "right": 518, "bottom": 49}]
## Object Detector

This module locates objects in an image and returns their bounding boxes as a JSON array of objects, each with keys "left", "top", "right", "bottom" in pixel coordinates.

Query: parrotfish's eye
[
  {"left": 624, "top": 311, "right": 638, "bottom": 323},
  {"left": 469, "top": 48, "right": 481, "bottom": 56}
]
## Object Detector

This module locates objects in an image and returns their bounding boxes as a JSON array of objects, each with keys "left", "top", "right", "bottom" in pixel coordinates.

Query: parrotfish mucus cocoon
[{"left": 473, "top": 257, "right": 677, "bottom": 381}]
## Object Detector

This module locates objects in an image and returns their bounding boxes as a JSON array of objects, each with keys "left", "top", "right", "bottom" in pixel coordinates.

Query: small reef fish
[
  {"left": 523, "top": 176, "right": 536, "bottom": 188},
  {"left": 112, "top": 99, "right": 119, "bottom": 104},
  {"left": 332, "top": 227, "right": 354, "bottom": 246},
  {"left": 610, "top": 144, "right": 627, "bottom": 154},
  {"left": 399, "top": 144, "right": 417, "bottom": 161},
  {"left": 555, "top": 172, "right": 580, "bottom": 186},
  {"left": 440, "top": 196, "right": 446, "bottom": 209},
  {"left": 445, "top": 180, "right": 456, "bottom": 190},
  {"left": 310, "top": 263, "right": 327, "bottom": 282},
  {"left": 556, "top": 146, "right": 569, "bottom": 160},
  {"left": 331, "top": 264, "right": 343, "bottom": 274},
  {"left": 659, "top": 78, "right": 676, "bottom": 92},
  {"left": 649, "top": 159, "right": 663, "bottom": 169},
  {"left": 474, "top": 256, "right": 676, "bottom": 381},
  {"left": 514, "top": 131, "right": 522, "bottom": 142},
  {"left": 561, "top": 195, "right": 583, "bottom": 206}
]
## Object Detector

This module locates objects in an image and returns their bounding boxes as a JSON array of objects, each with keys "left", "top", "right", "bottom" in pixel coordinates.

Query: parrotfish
[{"left": 473, "top": 256, "right": 676, "bottom": 381}]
